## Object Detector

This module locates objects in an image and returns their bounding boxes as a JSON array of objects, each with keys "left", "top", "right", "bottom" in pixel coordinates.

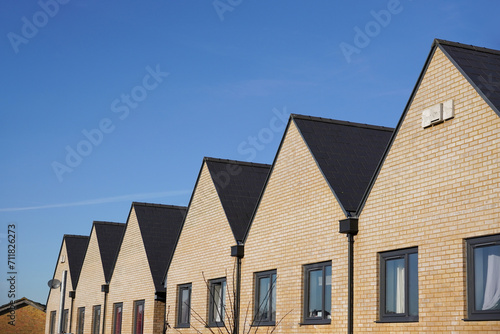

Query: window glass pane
[
  {"left": 271, "top": 273, "right": 277, "bottom": 322},
  {"left": 212, "top": 281, "right": 225, "bottom": 323},
  {"left": 308, "top": 269, "right": 323, "bottom": 318},
  {"left": 50, "top": 311, "right": 56, "bottom": 334},
  {"left": 408, "top": 252, "right": 418, "bottom": 317},
  {"left": 180, "top": 287, "right": 190, "bottom": 324},
  {"left": 93, "top": 306, "right": 101, "bottom": 334},
  {"left": 258, "top": 276, "right": 270, "bottom": 320},
  {"left": 474, "top": 244, "right": 500, "bottom": 311},
  {"left": 385, "top": 258, "right": 405, "bottom": 314},
  {"left": 325, "top": 265, "right": 332, "bottom": 319},
  {"left": 135, "top": 302, "right": 144, "bottom": 334},
  {"left": 114, "top": 305, "right": 122, "bottom": 334}
]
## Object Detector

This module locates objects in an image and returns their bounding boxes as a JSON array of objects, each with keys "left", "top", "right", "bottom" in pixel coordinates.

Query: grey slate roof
[
  {"left": 437, "top": 39, "right": 500, "bottom": 117},
  {"left": 93, "top": 221, "right": 125, "bottom": 283},
  {"left": 133, "top": 202, "right": 187, "bottom": 292},
  {"left": 0, "top": 297, "right": 46, "bottom": 315},
  {"left": 64, "top": 235, "right": 90, "bottom": 290},
  {"left": 292, "top": 114, "right": 394, "bottom": 214},
  {"left": 205, "top": 158, "right": 271, "bottom": 242}
]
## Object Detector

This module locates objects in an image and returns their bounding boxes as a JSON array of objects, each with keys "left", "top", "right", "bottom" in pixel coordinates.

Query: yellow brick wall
[
  {"left": 73, "top": 226, "right": 106, "bottom": 334},
  {"left": 0, "top": 304, "right": 46, "bottom": 334},
  {"left": 45, "top": 240, "right": 75, "bottom": 334},
  {"left": 356, "top": 47, "right": 500, "bottom": 332},
  {"left": 165, "top": 163, "right": 238, "bottom": 334},
  {"left": 240, "top": 121, "right": 348, "bottom": 333},
  {"left": 104, "top": 208, "right": 161, "bottom": 334}
]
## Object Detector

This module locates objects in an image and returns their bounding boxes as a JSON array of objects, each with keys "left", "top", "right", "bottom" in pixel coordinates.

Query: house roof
[
  {"left": 64, "top": 235, "right": 90, "bottom": 290},
  {"left": 205, "top": 157, "right": 271, "bottom": 242},
  {"left": 292, "top": 114, "right": 393, "bottom": 214},
  {"left": 93, "top": 221, "right": 125, "bottom": 283},
  {"left": 356, "top": 39, "right": 500, "bottom": 215},
  {"left": 132, "top": 202, "right": 187, "bottom": 292},
  {"left": 0, "top": 297, "right": 45, "bottom": 315},
  {"left": 437, "top": 39, "right": 500, "bottom": 117}
]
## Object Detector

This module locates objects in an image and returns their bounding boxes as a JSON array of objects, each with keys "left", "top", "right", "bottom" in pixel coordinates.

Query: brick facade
[
  {"left": 0, "top": 299, "right": 46, "bottom": 334},
  {"left": 165, "top": 163, "right": 239, "bottom": 333},
  {"left": 104, "top": 207, "right": 161, "bottom": 334},
  {"left": 240, "top": 120, "right": 349, "bottom": 333},
  {"left": 355, "top": 46, "right": 500, "bottom": 332}
]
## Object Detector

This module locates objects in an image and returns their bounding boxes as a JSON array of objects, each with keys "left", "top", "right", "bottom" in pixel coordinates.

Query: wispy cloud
[{"left": 0, "top": 190, "right": 191, "bottom": 212}]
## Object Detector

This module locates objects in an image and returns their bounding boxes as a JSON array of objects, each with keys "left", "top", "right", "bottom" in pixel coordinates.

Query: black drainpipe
[
  {"left": 339, "top": 217, "right": 358, "bottom": 334},
  {"left": 231, "top": 244, "right": 244, "bottom": 334},
  {"left": 68, "top": 290, "right": 76, "bottom": 333},
  {"left": 101, "top": 284, "right": 109, "bottom": 334}
]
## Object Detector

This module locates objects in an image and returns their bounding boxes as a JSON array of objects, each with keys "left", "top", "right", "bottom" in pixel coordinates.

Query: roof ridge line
[
  {"left": 291, "top": 113, "right": 394, "bottom": 132},
  {"left": 204, "top": 157, "right": 272, "bottom": 168},
  {"left": 93, "top": 221, "right": 123, "bottom": 226},
  {"left": 64, "top": 234, "right": 89, "bottom": 239},
  {"left": 132, "top": 202, "right": 187, "bottom": 210},
  {"left": 435, "top": 39, "right": 500, "bottom": 56}
]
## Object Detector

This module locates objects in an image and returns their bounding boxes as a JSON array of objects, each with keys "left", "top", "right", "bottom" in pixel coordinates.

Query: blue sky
[{"left": 0, "top": 0, "right": 499, "bottom": 306}]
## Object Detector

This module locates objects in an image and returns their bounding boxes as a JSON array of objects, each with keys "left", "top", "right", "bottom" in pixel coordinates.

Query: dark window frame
[
  {"left": 176, "top": 283, "right": 192, "bottom": 328},
  {"left": 133, "top": 300, "right": 145, "bottom": 334},
  {"left": 92, "top": 305, "right": 101, "bottom": 334},
  {"left": 379, "top": 247, "right": 418, "bottom": 323},
  {"left": 112, "top": 303, "right": 123, "bottom": 334},
  {"left": 62, "top": 309, "right": 69, "bottom": 333},
  {"left": 302, "top": 261, "right": 332, "bottom": 325},
  {"left": 49, "top": 310, "right": 57, "bottom": 334},
  {"left": 466, "top": 234, "right": 500, "bottom": 321},
  {"left": 208, "top": 277, "right": 226, "bottom": 327},
  {"left": 76, "top": 307, "right": 85, "bottom": 334},
  {"left": 253, "top": 269, "right": 277, "bottom": 326}
]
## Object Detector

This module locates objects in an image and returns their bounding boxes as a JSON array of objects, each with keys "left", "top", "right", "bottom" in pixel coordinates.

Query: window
[
  {"left": 303, "top": 261, "right": 331, "bottom": 324},
  {"left": 133, "top": 300, "right": 145, "bottom": 334},
  {"left": 466, "top": 234, "right": 500, "bottom": 320},
  {"left": 208, "top": 278, "right": 226, "bottom": 327},
  {"left": 92, "top": 305, "right": 101, "bottom": 334},
  {"left": 177, "top": 283, "right": 192, "bottom": 327},
  {"left": 49, "top": 311, "right": 57, "bottom": 334},
  {"left": 113, "top": 303, "right": 123, "bottom": 334},
  {"left": 254, "top": 270, "right": 277, "bottom": 326},
  {"left": 379, "top": 247, "right": 418, "bottom": 322},
  {"left": 77, "top": 307, "right": 85, "bottom": 334},
  {"left": 62, "top": 309, "right": 69, "bottom": 333}
]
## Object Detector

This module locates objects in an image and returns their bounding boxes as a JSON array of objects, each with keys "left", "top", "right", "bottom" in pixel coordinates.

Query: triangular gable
[
  {"left": 93, "top": 221, "right": 125, "bottom": 283},
  {"left": 437, "top": 39, "right": 500, "bottom": 117},
  {"left": 205, "top": 158, "right": 271, "bottom": 242},
  {"left": 356, "top": 39, "right": 500, "bottom": 215},
  {"left": 63, "top": 235, "right": 89, "bottom": 291},
  {"left": 133, "top": 202, "right": 187, "bottom": 292},
  {"left": 293, "top": 114, "right": 393, "bottom": 214}
]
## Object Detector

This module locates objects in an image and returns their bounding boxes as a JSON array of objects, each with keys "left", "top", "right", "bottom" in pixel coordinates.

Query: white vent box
[
  {"left": 422, "top": 103, "right": 443, "bottom": 128},
  {"left": 443, "top": 99, "right": 454, "bottom": 120}
]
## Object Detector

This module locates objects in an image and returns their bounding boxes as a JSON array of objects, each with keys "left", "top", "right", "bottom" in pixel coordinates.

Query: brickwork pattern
[
  {"left": 165, "top": 163, "right": 238, "bottom": 334},
  {"left": 73, "top": 227, "right": 106, "bottom": 334},
  {"left": 0, "top": 304, "right": 46, "bottom": 334},
  {"left": 104, "top": 208, "right": 159, "bottom": 334},
  {"left": 356, "top": 47, "right": 500, "bottom": 332},
  {"left": 240, "top": 121, "right": 349, "bottom": 333},
  {"left": 45, "top": 241, "right": 75, "bottom": 334}
]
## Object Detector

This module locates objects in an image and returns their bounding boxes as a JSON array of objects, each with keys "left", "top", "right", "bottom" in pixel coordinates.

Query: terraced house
[
  {"left": 72, "top": 221, "right": 125, "bottom": 334},
  {"left": 164, "top": 158, "right": 270, "bottom": 333},
  {"left": 46, "top": 39, "right": 499, "bottom": 334},
  {"left": 46, "top": 235, "right": 89, "bottom": 334},
  {"left": 104, "top": 202, "right": 186, "bottom": 334}
]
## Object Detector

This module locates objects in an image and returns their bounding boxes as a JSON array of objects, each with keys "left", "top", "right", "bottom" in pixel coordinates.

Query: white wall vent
[
  {"left": 422, "top": 99, "right": 454, "bottom": 128},
  {"left": 60, "top": 255, "right": 66, "bottom": 263},
  {"left": 443, "top": 99, "right": 454, "bottom": 120}
]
